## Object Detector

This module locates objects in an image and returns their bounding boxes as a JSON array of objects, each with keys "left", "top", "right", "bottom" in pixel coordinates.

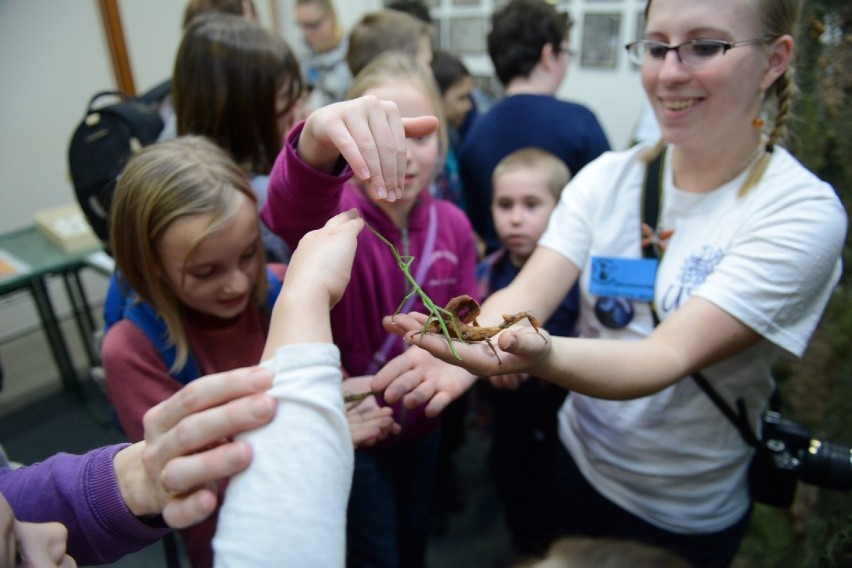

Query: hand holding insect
[
  {"left": 342, "top": 376, "right": 400, "bottom": 446},
  {"left": 383, "top": 310, "right": 553, "bottom": 381},
  {"left": 359, "top": 223, "right": 548, "bottom": 411},
  {"left": 419, "top": 295, "right": 547, "bottom": 365}
]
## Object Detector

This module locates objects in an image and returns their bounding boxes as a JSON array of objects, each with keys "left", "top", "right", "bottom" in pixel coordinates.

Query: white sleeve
[{"left": 213, "top": 343, "right": 353, "bottom": 567}]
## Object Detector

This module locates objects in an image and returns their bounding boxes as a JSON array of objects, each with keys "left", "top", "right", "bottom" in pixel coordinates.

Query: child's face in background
[
  {"left": 0, "top": 493, "right": 74, "bottom": 567},
  {"left": 491, "top": 167, "right": 558, "bottom": 265},
  {"left": 157, "top": 194, "right": 262, "bottom": 320},
  {"left": 296, "top": 3, "right": 336, "bottom": 53},
  {"left": 442, "top": 76, "right": 475, "bottom": 130},
  {"left": 364, "top": 82, "right": 440, "bottom": 206}
]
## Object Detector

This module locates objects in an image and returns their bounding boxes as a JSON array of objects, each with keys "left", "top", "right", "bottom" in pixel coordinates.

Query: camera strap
[{"left": 641, "top": 149, "right": 761, "bottom": 449}]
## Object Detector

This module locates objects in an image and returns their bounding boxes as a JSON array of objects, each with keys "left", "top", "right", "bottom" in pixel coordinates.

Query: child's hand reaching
[
  {"left": 286, "top": 209, "right": 364, "bottom": 308},
  {"left": 263, "top": 210, "right": 364, "bottom": 356},
  {"left": 343, "top": 376, "right": 401, "bottom": 447},
  {"left": 297, "top": 95, "right": 439, "bottom": 202}
]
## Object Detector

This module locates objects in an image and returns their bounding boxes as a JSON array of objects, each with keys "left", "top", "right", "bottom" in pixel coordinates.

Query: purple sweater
[
  {"left": 262, "top": 122, "right": 479, "bottom": 441},
  {"left": 0, "top": 444, "right": 169, "bottom": 565}
]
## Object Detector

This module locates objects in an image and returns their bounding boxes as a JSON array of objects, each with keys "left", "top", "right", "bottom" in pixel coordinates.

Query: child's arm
[
  {"left": 297, "top": 96, "right": 439, "bottom": 202},
  {"left": 213, "top": 210, "right": 364, "bottom": 567},
  {"left": 262, "top": 209, "right": 364, "bottom": 355}
]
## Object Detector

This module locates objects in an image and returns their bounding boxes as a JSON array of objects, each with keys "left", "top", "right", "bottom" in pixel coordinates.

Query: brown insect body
[{"left": 422, "top": 295, "right": 546, "bottom": 364}]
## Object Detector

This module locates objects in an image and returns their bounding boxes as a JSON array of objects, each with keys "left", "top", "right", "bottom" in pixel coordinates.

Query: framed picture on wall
[
  {"left": 448, "top": 16, "right": 488, "bottom": 54},
  {"left": 634, "top": 10, "right": 646, "bottom": 41},
  {"left": 580, "top": 12, "right": 621, "bottom": 69},
  {"left": 437, "top": 16, "right": 448, "bottom": 50}
]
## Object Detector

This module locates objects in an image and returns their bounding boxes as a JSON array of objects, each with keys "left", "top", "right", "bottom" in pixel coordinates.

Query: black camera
[{"left": 749, "top": 410, "right": 852, "bottom": 507}]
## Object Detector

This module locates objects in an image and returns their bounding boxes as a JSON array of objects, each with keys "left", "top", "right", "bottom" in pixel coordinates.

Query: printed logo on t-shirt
[{"left": 660, "top": 245, "right": 724, "bottom": 312}]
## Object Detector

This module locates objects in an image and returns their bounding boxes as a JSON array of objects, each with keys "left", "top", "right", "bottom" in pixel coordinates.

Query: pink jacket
[{"left": 262, "top": 122, "right": 479, "bottom": 442}]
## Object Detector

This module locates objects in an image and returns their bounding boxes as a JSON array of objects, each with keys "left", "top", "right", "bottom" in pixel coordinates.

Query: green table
[{"left": 0, "top": 226, "right": 104, "bottom": 400}]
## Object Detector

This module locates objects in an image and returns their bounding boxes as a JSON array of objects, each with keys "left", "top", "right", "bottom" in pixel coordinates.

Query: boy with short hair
[
  {"left": 477, "top": 147, "right": 578, "bottom": 559},
  {"left": 459, "top": 0, "right": 610, "bottom": 254},
  {"left": 346, "top": 9, "right": 433, "bottom": 77}
]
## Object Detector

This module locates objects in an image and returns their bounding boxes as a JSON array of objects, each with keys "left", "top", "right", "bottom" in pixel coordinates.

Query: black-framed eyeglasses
[{"left": 624, "top": 38, "right": 771, "bottom": 67}]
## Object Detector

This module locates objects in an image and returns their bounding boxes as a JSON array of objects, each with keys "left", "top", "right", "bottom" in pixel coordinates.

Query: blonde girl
[{"left": 104, "top": 136, "right": 395, "bottom": 567}]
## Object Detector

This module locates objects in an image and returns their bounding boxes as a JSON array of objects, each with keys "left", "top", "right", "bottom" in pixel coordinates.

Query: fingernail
[
  {"left": 227, "top": 442, "right": 250, "bottom": 465},
  {"left": 251, "top": 396, "right": 274, "bottom": 418},
  {"left": 377, "top": 186, "right": 387, "bottom": 199},
  {"left": 249, "top": 368, "right": 272, "bottom": 389},
  {"left": 360, "top": 168, "right": 370, "bottom": 180}
]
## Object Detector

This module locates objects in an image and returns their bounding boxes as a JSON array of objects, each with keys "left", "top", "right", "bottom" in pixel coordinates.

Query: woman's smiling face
[{"left": 641, "top": 0, "right": 770, "bottom": 150}]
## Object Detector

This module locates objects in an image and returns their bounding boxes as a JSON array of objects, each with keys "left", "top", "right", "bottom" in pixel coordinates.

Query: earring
[{"left": 753, "top": 90, "right": 765, "bottom": 130}]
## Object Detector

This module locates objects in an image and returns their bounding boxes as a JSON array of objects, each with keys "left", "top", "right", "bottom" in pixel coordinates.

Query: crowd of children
[{"left": 4, "top": 0, "right": 846, "bottom": 567}]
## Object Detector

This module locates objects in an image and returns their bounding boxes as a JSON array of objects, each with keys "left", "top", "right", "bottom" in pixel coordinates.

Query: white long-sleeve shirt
[{"left": 214, "top": 343, "right": 353, "bottom": 567}]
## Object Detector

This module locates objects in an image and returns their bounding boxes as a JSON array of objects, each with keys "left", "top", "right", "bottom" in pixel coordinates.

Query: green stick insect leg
[{"left": 364, "top": 221, "right": 463, "bottom": 361}]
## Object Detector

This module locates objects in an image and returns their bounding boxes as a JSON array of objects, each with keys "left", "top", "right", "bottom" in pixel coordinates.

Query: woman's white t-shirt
[{"left": 539, "top": 144, "right": 846, "bottom": 533}]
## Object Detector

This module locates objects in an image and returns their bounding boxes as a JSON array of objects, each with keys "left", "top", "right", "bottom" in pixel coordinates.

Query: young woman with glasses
[{"left": 378, "top": 1, "right": 846, "bottom": 566}]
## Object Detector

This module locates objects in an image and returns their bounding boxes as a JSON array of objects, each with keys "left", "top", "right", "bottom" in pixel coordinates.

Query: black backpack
[{"left": 67, "top": 79, "right": 171, "bottom": 251}]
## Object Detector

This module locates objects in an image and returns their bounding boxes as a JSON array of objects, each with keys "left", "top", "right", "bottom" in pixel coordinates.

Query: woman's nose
[{"left": 658, "top": 49, "right": 690, "bottom": 82}]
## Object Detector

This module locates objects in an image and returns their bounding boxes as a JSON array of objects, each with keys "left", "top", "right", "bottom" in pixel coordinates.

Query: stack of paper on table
[{"left": 34, "top": 203, "right": 100, "bottom": 253}]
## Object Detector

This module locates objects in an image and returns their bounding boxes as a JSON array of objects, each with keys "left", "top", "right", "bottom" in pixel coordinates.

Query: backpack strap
[
  {"left": 104, "top": 272, "right": 201, "bottom": 385},
  {"left": 265, "top": 265, "right": 284, "bottom": 312},
  {"left": 106, "top": 266, "right": 283, "bottom": 386},
  {"left": 640, "top": 150, "right": 664, "bottom": 260},
  {"left": 124, "top": 300, "right": 201, "bottom": 386},
  {"left": 103, "top": 273, "right": 130, "bottom": 333},
  {"left": 641, "top": 149, "right": 761, "bottom": 448}
]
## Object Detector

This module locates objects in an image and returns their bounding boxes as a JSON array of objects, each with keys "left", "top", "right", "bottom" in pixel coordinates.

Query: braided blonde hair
[{"left": 741, "top": 0, "right": 800, "bottom": 195}]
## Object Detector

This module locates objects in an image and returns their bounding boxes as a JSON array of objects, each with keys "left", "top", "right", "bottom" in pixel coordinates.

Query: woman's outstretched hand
[{"left": 380, "top": 312, "right": 553, "bottom": 382}]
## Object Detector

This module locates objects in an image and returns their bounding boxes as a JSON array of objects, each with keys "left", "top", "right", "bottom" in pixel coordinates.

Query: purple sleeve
[
  {"left": 0, "top": 444, "right": 170, "bottom": 564},
  {"left": 260, "top": 120, "right": 354, "bottom": 248}
]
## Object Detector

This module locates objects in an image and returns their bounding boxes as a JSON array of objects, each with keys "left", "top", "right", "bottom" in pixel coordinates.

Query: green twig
[{"left": 365, "top": 222, "right": 462, "bottom": 361}]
